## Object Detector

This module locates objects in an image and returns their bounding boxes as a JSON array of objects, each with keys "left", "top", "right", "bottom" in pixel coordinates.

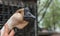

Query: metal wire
[{"left": 0, "top": 0, "right": 37, "bottom": 36}]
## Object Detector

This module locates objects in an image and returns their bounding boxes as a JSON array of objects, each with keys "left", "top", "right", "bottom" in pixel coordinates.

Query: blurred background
[{"left": 37, "top": 0, "right": 60, "bottom": 36}]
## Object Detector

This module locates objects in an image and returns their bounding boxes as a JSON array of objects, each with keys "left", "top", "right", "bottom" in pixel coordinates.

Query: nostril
[{"left": 28, "top": 13, "right": 31, "bottom": 16}]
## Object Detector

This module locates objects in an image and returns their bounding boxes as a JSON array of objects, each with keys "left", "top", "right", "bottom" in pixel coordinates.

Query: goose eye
[{"left": 19, "top": 11, "right": 21, "bottom": 13}]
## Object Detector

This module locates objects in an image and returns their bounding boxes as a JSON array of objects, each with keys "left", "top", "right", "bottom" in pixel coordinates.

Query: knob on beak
[{"left": 24, "top": 7, "right": 36, "bottom": 19}]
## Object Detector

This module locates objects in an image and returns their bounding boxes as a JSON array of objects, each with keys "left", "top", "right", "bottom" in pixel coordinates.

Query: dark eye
[{"left": 19, "top": 11, "right": 21, "bottom": 13}]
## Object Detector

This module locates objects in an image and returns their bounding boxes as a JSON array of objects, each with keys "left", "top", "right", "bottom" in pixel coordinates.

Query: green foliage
[{"left": 38, "top": 0, "right": 60, "bottom": 31}]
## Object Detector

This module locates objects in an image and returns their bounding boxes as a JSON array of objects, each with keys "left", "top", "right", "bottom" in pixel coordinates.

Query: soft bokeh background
[{"left": 37, "top": 0, "right": 60, "bottom": 33}]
